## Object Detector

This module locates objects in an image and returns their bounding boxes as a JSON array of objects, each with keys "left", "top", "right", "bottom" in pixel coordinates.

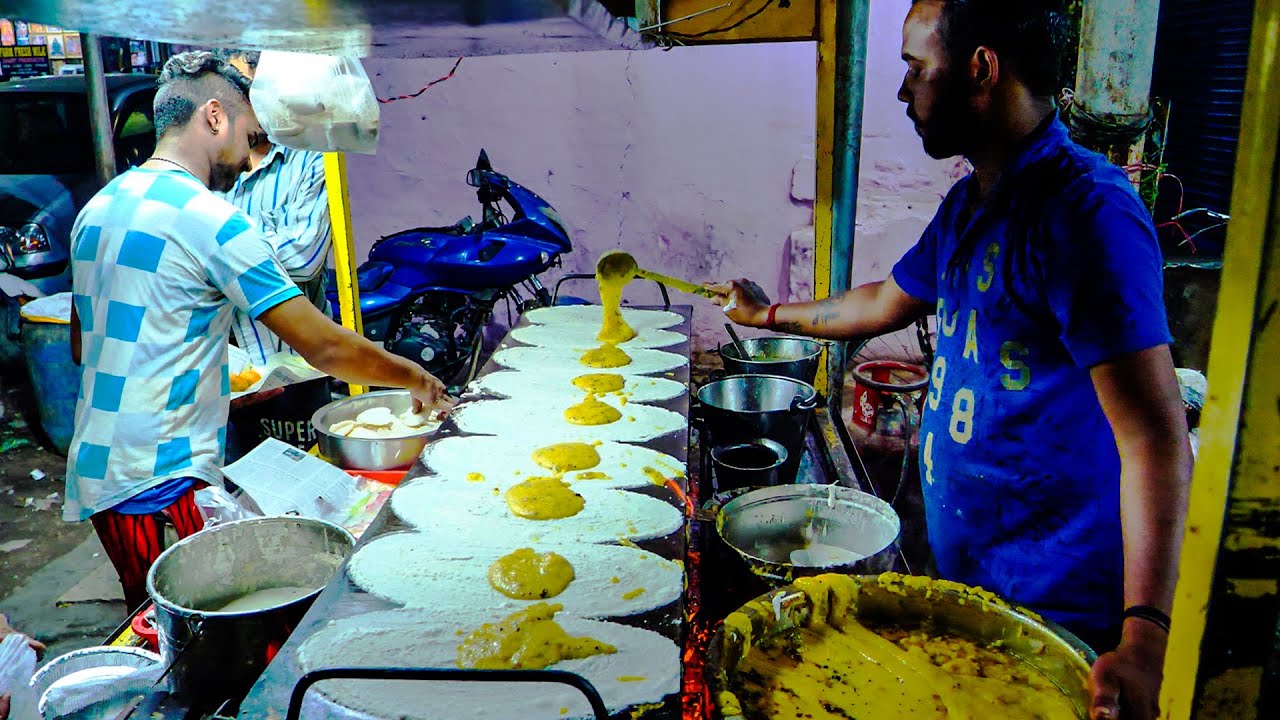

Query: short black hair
[
  {"left": 154, "top": 51, "right": 253, "bottom": 138},
  {"left": 915, "top": 0, "right": 1069, "bottom": 96},
  {"left": 212, "top": 48, "right": 261, "bottom": 73}
]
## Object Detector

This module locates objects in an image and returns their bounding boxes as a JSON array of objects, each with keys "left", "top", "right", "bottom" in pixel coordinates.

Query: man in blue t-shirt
[{"left": 711, "top": 2, "right": 1191, "bottom": 718}]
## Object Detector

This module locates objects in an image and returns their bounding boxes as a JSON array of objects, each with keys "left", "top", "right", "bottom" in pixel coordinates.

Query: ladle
[
  {"left": 724, "top": 323, "right": 752, "bottom": 361},
  {"left": 595, "top": 249, "right": 716, "bottom": 298}
]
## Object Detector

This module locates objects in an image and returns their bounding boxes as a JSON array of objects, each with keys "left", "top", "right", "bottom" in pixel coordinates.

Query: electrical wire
[
  {"left": 377, "top": 56, "right": 464, "bottom": 104},
  {"left": 657, "top": 0, "right": 776, "bottom": 40}
]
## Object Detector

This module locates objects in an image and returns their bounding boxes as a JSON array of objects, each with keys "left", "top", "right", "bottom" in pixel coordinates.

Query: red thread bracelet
[{"left": 765, "top": 303, "right": 780, "bottom": 329}]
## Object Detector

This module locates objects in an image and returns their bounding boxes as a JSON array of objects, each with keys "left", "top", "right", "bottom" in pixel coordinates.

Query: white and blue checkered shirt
[
  {"left": 220, "top": 146, "right": 332, "bottom": 365},
  {"left": 65, "top": 168, "right": 302, "bottom": 521}
]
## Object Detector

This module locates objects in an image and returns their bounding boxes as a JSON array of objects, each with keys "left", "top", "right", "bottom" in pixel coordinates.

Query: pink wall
[
  {"left": 350, "top": 44, "right": 817, "bottom": 351},
  {"left": 346, "top": 0, "right": 964, "bottom": 353}
]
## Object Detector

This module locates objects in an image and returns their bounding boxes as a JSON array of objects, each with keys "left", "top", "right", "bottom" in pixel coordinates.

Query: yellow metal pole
[
  {"left": 324, "top": 151, "right": 366, "bottom": 396},
  {"left": 1160, "top": 0, "right": 1280, "bottom": 716},
  {"left": 812, "top": 0, "right": 837, "bottom": 393}
]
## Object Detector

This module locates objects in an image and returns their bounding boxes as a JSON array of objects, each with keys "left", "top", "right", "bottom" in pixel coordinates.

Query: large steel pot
[
  {"left": 696, "top": 374, "right": 818, "bottom": 484},
  {"left": 708, "top": 573, "right": 1096, "bottom": 720},
  {"left": 716, "top": 484, "right": 899, "bottom": 585},
  {"left": 311, "top": 389, "right": 439, "bottom": 470},
  {"left": 718, "top": 336, "right": 824, "bottom": 385},
  {"left": 146, "top": 517, "right": 353, "bottom": 704}
]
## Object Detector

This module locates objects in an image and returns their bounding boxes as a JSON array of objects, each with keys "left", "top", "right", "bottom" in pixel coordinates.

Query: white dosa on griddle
[
  {"left": 391, "top": 481, "right": 683, "bottom": 544},
  {"left": 450, "top": 399, "right": 684, "bottom": 443},
  {"left": 508, "top": 324, "right": 685, "bottom": 350},
  {"left": 491, "top": 346, "right": 688, "bottom": 376},
  {"left": 298, "top": 609, "right": 679, "bottom": 720},
  {"left": 467, "top": 371, "right": 686, "bottom": 405},
  {"left": 420, "top": 436, "right": 685, "bottom": 491},
  {"left": 346, "top": 532, "right": 681, "bottom": 617},
  {"left": 524, "top": 305, "right": 682, "bottom": 331}
]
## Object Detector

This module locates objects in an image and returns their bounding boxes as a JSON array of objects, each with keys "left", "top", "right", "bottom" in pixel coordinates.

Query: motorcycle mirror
[{"left": 466, "top": 168, "right": 481, "bottom": 188}]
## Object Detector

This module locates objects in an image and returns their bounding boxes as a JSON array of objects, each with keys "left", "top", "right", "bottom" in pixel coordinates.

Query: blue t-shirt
[{"left": 892, "top": 116, "right": 1172, "bottom": 635}]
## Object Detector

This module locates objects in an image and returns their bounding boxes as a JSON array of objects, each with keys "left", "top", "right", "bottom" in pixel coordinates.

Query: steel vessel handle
[
  {"left": 286, "top": 667, "right": 611, "bottom": 720},
  {"left": 792, "top": 394, "right": 820, "bottom": 411}
]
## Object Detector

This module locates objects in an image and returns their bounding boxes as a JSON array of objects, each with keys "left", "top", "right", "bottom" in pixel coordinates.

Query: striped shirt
[{"left": 220, "top": 145, "right": 332, "bottom": 364}]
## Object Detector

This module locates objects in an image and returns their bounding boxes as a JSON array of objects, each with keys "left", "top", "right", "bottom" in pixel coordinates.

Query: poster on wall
[
  {"left": 47, "top": 34, "right": 63, "bottom": 58},
  {"left": 63, "top": 32, "right": 80, "bottom": 58},
  {"left": 0, "top": 19, "right": 14, "bottom": 46},
  {"left": 0, "top": 43, "right": 51, "bottom": 79},
  {"left": 14, "top": 20, "right": 28, "bottom": 44}
]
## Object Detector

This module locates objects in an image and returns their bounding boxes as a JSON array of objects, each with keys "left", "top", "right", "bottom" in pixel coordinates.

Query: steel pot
[
  {"left": 146, "top": 517, "right": 353, "bottom": 704},
  {"left": 716, "top": 484, "right": 899, "bottom": 585},
  {"left": 710, "top": 438, "right": 788, "bottom": 491},
  {"left": 696, "top": 374, "right": 818, "bottom": 483},
  {"left": 311, "top": 389, "right": 439, "bottom": 470},
  {"left": 718, "top": 336, "right": 824, "bottom": 385}
]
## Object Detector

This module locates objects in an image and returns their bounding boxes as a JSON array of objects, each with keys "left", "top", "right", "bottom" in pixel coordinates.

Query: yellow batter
[
  {"left": 531, "top": 442, "right": 602, "bottom": 473},
  {"left": 575, "top": 471, "right": 611, "bottom": 481},
  {"left": 596, "top": 267, "right": 637, "bottom": 344},
  {"left": 505, "top": 477, "right": 585, "bottom": 520},
  {"left": 487, "top": 548, "right": 576, "bottom": 600},
  {"left": 573, "top": 373, "right": 626, "bottom": 394},
  {"left": 563, "top": 393, "right": 623, "bottom": 425},
  {"left": 727, "top": 575, "right": 1081, "bottom": 720},
  {"left": 580, "top": 343, "right": 632, "bottom": 369},
  {"left": 456, "top": 602, "right": 617, "bottom": 670}
]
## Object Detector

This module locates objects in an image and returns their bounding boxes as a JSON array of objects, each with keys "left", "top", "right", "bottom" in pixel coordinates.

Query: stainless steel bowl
[
  {"left": 719, "top": 336, "right": 824, "bottom": 385},
  {"left": 30, "top": 646, "right": 162, "bottom": 719},
  {"left": 716, "top": 484, "right": 900, "bottom": 584},
  {"left": 311, "top": 389, "right": 439, "bottom": 470}
]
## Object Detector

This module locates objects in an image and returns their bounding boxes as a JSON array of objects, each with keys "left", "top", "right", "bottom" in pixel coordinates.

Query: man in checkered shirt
[{"left": 65, "top": 51, "right": 451, "bottom": 611}]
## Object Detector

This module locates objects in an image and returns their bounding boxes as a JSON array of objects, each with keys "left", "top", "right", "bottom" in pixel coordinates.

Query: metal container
[
  {"left": 696, "top": 374, "right": 819, "bottom": 483},
  {"left": 30, "top": 646, "right": 162, "bottom": 719},
  {"left": 707, "top": 573, "right": 1095, "bottom": 720},
  {"left": 716, "top": 484, "right": 899, "bottom": 584},
  {"left": 710, "top": 438, "right": 788, "bottom": 491},
  {"left": 718, "top": 336, "right": 824, "bottom": 385},
  {"left": 146, "top": 517, "right": 354, "bottom": 704},
  {"left": 311, "top": 389, "right": 439, "bottom": 470}
]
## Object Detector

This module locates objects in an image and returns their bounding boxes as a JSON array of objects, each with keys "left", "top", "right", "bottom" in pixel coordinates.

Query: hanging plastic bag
[
  {"left": 250, "top": 50, "right": 380, "bottom": 155},
  {"left": 0, "top": 633, "right": 38, "bottom": 720}
]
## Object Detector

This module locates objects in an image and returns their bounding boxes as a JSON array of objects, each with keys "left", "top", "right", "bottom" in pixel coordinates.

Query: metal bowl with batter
[{"left": 707, "top": 573, "right": 1096, "bottom": 720}]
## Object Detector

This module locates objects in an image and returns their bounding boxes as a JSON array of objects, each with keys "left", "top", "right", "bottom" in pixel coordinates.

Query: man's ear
[
  {"left": 971, "top": 46, "right": 1000, "bottom": 89},
  {"left": 202, "top": 98, "right": 225, "bottom": 135}
]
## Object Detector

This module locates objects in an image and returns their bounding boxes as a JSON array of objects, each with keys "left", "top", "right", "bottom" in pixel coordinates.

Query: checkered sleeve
[{"left": 205, "top": 206, "right": 302, "bottom": 319}]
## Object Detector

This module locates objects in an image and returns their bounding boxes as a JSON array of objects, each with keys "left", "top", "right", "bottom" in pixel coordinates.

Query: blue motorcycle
[{"left": 328, "top": 150, "right": 573, "bottom": 386}]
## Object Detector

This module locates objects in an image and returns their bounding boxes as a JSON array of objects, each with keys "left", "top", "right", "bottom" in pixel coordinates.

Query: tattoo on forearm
[
  {"left": 813, "top": 309, "right": 840, "bottom": 328},
  {"left": 774, "top": 321, "right": 806, "bottom": 335}
]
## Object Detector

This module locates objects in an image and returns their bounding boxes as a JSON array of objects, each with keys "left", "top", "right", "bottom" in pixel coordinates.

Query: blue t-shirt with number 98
[{"left": 892, "top": 116, "right": 1172, "bottom": 637}]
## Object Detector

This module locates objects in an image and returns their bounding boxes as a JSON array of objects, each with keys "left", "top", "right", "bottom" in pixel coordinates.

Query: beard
[
  {"left": 208, "top": 159, "right": 245, "bottom": 193},
  {"left": 913, "top": 78, "right": 982, "bottom": 160}
]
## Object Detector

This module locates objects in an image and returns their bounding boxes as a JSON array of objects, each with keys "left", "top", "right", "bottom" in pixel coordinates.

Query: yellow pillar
[
  {"left": 324, "top": 151, "right": 366, "bottom": 396},
  {"left": 1161, "top": 0, "right": 1280, "bottom": 716},
  {"left": 812, "top": 0, "right": 837, "bottom": 393}
]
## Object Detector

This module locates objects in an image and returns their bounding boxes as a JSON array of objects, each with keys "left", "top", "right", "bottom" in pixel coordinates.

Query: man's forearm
[
  {"left": 1120, "top": 440, "right": 1193, "bottom": 614},
  {"left": 765, "top": 281, "right": 924, "bottom": 340},
  {"left": 307, "top": 328, "right": 427, "bottom": 391}
]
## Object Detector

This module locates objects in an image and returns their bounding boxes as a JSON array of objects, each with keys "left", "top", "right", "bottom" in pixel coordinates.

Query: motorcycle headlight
[{"left": 16, "top": 223, "right": 49, "bottom": 254}]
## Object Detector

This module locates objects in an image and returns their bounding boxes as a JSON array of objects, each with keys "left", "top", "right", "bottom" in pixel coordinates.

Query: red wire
[{"left": 377, "top": 56, "right": 464, "bottom": 104}]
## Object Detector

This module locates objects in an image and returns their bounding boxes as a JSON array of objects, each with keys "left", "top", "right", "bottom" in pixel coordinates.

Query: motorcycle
[{"left": 327, "top": 150, "right": 574, "bottom": 388}]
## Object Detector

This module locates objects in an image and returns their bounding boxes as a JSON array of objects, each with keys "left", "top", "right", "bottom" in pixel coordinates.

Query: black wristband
[{"left": 1122, "top": 605, "right": 1172, "bottom": 633}]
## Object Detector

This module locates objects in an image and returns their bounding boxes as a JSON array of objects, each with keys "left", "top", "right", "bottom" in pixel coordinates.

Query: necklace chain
[{"left": 150, "top": 156, "right": 197, "bottom": 178}]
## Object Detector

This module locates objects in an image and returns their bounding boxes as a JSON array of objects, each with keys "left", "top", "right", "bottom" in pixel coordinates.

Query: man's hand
[
  {"left": 705, "top": 279, "right": 773, "bottom": 328},
  {"left": 410, "top": 371, "right": 456, "bottom": 416},
  {"left": 0, "top": 612, "right": 44, "bottom": 658},
  {"left": 1089, "top": 620, "right": 1167, "bottom": 719},
  {"left": 229, "top": 387, "right": 286, "bottom": 411}
]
